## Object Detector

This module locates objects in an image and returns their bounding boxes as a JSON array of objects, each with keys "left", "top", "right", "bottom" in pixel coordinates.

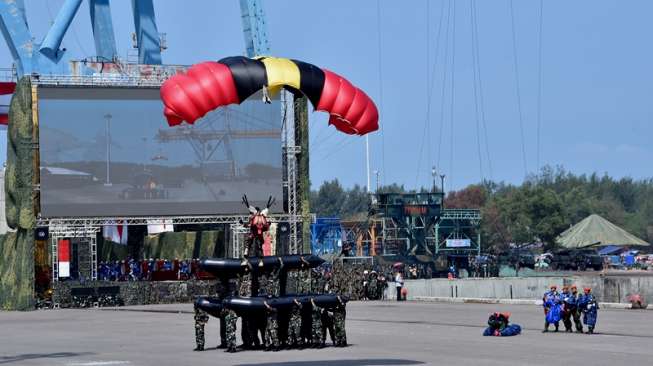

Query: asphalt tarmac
[{"left": 1, "top": 301, "right": 651, "bottom": 366}]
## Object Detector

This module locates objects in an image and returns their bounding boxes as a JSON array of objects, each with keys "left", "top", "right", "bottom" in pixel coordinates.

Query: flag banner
[{"left": 58, "top": 239, "right": 70, "bottom": 277}]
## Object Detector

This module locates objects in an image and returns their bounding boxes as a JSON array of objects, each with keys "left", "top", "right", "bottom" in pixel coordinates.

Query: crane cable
[
  {"left": 376, "top": 0, "right": 387, "bottom": 185},
  {"left": 470, "top": 0, "right": 484, "bottom": 182},
  {"left": 509, "top": 0, "right": 528, "bottom": 176},
  {"left": 471, "top": 0, "right": 494, "bottom": 181},
  {"left": 415, "top": 0, "right": 446, "bottom": 188},
  {"left": 536, "top": 0, "right": 544, "bottom": 174},
  {"left": 437, "top": 0, "right": 453, "bottom": 174},
  {"left": 448, "top": 0, "right": 457, "bottom": 191}
]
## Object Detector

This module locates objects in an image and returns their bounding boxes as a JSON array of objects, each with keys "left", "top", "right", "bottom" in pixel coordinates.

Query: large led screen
[{"left": 38, "top": 87, "right": 283, "bottom": 217}]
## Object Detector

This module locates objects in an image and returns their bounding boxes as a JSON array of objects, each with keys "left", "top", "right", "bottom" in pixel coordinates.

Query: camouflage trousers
[
  {"left": 286, "top": 314, "right": 303, "bottom": 347},
  {"left": 334, "top": 311, "right": 347, "bottom": 346},
  {"left": 311, "top": 312, "right": 324, "bottom": 346},
  {"left": 265, "top": 317, "right": 280, "bottom": 348},
  {"left": 224, "top": 311, "right": 238, "bottom": 351},
  {"left": 195, "top": 322, "right": 206, "bottom": 349},
  {"left": 321, "top": 311, "right": 336, "bottom": 345}
]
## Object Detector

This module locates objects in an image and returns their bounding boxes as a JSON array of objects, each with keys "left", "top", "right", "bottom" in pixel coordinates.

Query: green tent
[{"left": 556, "top": 214, "right": 650, "bottom": 249}]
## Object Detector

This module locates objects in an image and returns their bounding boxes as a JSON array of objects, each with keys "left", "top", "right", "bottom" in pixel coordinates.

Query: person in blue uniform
[
  {"left": 568, "top": 285, "right": 583, "bottom": 333},
  {"left": 542, "top": 285, "right": 561, "bottom": 332},
  {"left": 579, "top": 287, "right": 599, "bottom": 334},
  {"left": 482, "top": 312, "right": 521, "bottom": 337},
  {"left": 560, "top": 285, "right": 574, "bottom": 332}
]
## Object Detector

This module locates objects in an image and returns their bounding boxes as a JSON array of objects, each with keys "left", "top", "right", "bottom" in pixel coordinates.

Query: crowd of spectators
[{"left": 97, "top": 258, "right": 207, "bottom": 281}]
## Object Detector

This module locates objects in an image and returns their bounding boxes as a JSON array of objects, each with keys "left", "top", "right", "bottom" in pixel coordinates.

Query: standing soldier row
[
  {"left": 542, "top": 285, "right": 599, "bottom": 334},
  {"left": 194, "top": 296, "right": 347, "bottom": 352}
]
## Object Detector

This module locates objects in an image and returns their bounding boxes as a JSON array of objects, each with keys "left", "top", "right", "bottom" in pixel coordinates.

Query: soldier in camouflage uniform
[
  {"left": 238, "top": 262, "right": 254, "bottom": 297},
  {"left": 260, "top": 258, "right": 284, "bottom": 298},
  {"left": 310, "top": 298, "right": 324, "bottom": 348},
  {"left": 217, "top": 278, "right": 230, "bottom": 348},
  {"left": 333, "top": 295, "right": 347, "bottom": 347},
  {"left": 193, "top": 306, "right": 209, "bottom": 351},
  {"left": 286, "top": 299, "right": 304, "bottom": 349},
  {"left": 297, "top": 257, "right": 312, "bottom": 294},
  {"left": 311, "top": 268, "right": 324, "bottom": 294},
  {"left": 368, "top": 271, "right": 378, "bottom": 300},
  {"left": 223, "top": 308, "right": 238, "bottom": 353},
  {"left": 321, "top": 307, "right": 336, "bottom": 346},
  {"left": 263, "top": 301, "right": 280, "bottom": 351}
]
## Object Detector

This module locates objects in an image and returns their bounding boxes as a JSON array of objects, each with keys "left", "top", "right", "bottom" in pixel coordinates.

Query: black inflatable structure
[
  {"left": 193, "top": 251, "right": 348, "bottom": 350},
  {"left": 196, "top": 294, "right": 348, "bottom": 316},
  {"left": 200, "top": 255, "right": 325, "bottom": 276}
]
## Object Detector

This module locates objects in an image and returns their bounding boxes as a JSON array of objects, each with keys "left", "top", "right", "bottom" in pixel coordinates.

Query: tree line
[{"left": 310, "top": 166, "right": 653, "bottom": 252}]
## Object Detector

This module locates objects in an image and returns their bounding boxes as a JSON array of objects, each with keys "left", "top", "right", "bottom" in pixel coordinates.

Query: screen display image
[{"left": 38, "top": 87, "right": 283, "bottom": 217}]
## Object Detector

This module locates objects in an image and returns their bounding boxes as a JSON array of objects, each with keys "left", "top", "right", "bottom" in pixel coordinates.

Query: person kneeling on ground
[{"left": 482, "top": 312, "right": 521, "bottom": 337}]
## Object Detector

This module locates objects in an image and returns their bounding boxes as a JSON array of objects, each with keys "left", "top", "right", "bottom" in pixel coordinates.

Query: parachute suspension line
[
  {"left": 509, "top": 0, "right": 528, "bottom": 176},
  {"left": 437, "top": 0, "right": 453, "bottom": 172},
  {"left": 470, "top": 0, "right": 484, "bottom": 182},
  {"left": 426, "top": 0, "right": 430, "bottom": 170},
  {"left": 448, "top": 0, "right": 457, "bottom": 190},
  {"left": 415, "top": 0, "right": 445, "bottom": 188},
  {"left": 472, "top": 0, "right": 493, "bottom": 181},
  {"left": 536, "top": 0, "right": 544, "bottom": 174},
  {"left": 376, "top": 0, "right": 386, "bottom": 185}
]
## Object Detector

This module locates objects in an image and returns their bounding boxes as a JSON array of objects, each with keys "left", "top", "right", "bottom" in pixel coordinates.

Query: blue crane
[{"left": 0, "top": 0, "right": 271, "bottom": 76}]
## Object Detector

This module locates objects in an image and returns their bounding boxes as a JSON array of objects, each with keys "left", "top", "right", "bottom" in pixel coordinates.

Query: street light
[
  {"left": 373, "top": 170, "right": 381, "bottom": 193},
  {"left": 431, "top": 166, "right": 437, "bottom": 192},
  {"left": 440, "top": 174, "right": 446, "bottom": 194}
]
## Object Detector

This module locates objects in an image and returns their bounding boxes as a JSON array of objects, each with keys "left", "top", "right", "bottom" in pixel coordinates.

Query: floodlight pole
[
  {"left": 365, "top": 135, "right": 371, "bottom": 192},
  {"left": 374, "top": 170, "right": 380, "bottom": 193},
  {"left": 104, "top": 113, "right": 112, "bottom": 186}
]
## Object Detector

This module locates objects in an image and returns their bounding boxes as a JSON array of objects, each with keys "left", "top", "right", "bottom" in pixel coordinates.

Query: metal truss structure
[
  {"left": 281, "top": 90, "right": 302, "bottom": 254},
  {"left": 50, "top": 226, "right": 99, "bottom": 282},
  {"left": 434, "top": 209, "right": 482, "bottom": 255},
  {"left": 230, "top": 223, "right": 249, "bottom": 259},
  {"left": 32, "top": 73, "right": 169, "bottom": 88},
  {"left": 339, "top": 208, "right": 481, "bottom": 257}
]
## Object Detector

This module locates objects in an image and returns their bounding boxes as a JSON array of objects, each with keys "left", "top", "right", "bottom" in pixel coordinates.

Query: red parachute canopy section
[
  {"left": 316, "top": 69, "right": 378, "bottom": 135},
  {"left": 0, "top": 82, "right": 15, "bottom": 126},
  {"left": 160, "top": 57, "right": 378, "bottom": 135},
  {"left": 0, "top": 82, "right": 15, "bottom": 95}
]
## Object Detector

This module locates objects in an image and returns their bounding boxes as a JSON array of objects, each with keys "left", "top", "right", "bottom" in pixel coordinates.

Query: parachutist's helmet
[{"left": 255, "top": 207, "right": 261, "bottom": 212}]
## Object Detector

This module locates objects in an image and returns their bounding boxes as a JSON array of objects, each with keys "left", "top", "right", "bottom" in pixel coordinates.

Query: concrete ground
[{"left": 1, "top": 301, "right": 652, "bottom": 366}]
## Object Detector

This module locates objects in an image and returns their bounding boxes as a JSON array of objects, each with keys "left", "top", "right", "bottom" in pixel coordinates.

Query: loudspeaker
[
  {"left": 35, "top": 227, "right": 49, "bottom": 241},
  {"left": 276, "top": 222, "right": 290, "bottom": 255}
]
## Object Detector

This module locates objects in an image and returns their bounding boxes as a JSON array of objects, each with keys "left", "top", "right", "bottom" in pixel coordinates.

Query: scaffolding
[
  {"left": 434, "top": 209, "right": 482, "bottom": 255},
  {"left": 341, "top": 193, "right": 482, "bottom": 257},
  {"left": 50, "top": 226, "right": 100, "bottom": 282}
]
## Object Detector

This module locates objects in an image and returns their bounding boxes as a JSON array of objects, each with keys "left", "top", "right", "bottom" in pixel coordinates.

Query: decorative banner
[
  {"left": 263, "top": 223, "right": 277, "bottom": 256},
  {"left": 445, "top": 239, "right": 471, "bottom": 248},
  {"left": 58, "top": 239, "right": 71, "bottom": 278}
]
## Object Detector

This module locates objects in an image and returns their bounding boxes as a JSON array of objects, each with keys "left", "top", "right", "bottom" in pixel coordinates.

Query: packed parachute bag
[
  {"left": 545, "top": 298, "right": 562, "bottom": 325},
  {"left": 483, "top": 312, "right": 522, "bottom": 337}
]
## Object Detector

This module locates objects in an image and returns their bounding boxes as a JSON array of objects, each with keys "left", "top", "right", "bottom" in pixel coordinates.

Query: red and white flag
[
  {"left": 58, "top": 239, "right": 70, "bottom": 278},
  {"left": 103, "top": 220, "right": 128, "bottom": 245}
]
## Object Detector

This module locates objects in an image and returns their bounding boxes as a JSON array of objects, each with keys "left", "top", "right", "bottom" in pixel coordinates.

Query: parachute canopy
[{"left": 160, "top": 56, "right": 378, "bottom": 135}]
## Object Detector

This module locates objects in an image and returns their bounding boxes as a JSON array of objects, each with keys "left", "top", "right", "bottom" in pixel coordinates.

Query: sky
[{"left": 1, "top": 0, "right": 652, "bottom": 192}]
